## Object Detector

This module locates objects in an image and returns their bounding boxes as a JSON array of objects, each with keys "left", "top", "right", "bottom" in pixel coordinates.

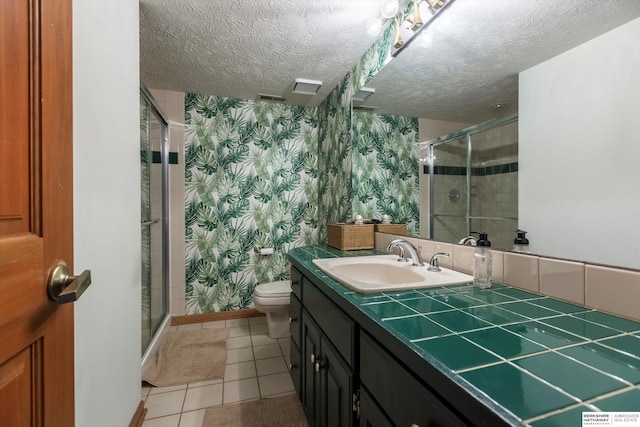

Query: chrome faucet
[
  {"left": 458, "top": 236, "right": 477, "bottom": 246},
  {"left": 428, "top": 252, "right": 450, "bottom": 272},
  {"left": 386, "top": 239, "right": 425, "bottom": 267}
]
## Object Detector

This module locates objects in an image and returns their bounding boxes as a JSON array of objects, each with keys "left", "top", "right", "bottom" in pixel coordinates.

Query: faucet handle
[{"left": 428, "top": 252, "right": 450, "bottom": 272}]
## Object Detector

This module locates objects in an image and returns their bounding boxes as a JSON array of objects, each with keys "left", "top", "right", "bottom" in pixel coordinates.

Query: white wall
[
  {"left": 519, "top": 17, "right": 640, "bottom": 269},
  {"left": 73, "top": 1, "right": 141, "bottom": 426}
]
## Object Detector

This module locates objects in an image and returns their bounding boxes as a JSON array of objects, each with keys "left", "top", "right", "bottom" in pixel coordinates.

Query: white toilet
[{"left": 252, "top": 280, "right": 292, "bottom": 339}]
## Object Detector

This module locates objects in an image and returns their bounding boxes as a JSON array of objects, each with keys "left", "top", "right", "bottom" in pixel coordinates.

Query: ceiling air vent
[
  {"left": 292, "top": 78, "right": 322, "bottom": 95},
  {"left": 258, "top": 94, "right": 286, "bottom": 102},
  {"left": 353, "top": 105, "right": 379, "bottom": 112}
]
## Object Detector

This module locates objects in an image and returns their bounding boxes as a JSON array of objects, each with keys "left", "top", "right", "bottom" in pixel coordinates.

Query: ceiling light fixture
[
  {"left": 367, "top": 0, "right": 453, "bottom": 57},
  {"left": 380, "top": 0, "right": 400, "bottom": 19},
  {"left": 292, "top": 78, "right": 323, "bottom": 95}
]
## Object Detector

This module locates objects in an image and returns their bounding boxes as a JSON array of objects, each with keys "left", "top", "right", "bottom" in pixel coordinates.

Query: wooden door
[{"left": 0, "top": 0, "right": 75, "bottom": 426}]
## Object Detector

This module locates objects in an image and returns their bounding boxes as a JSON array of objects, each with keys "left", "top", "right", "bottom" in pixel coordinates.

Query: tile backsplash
[{"left": 376, "top": 232, "right": 640, "bottom": 322}]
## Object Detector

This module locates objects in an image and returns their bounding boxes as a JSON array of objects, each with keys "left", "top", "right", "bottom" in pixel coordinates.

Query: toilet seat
[{"left": 254, "top": 280, "right": 291, "bottom": 298}]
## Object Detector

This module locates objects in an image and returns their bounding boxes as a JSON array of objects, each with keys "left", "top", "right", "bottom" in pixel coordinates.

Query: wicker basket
[
  {"left": 374, "top": 223, "right": 407, "bottom": 236},
  {"left": 326, "top": 223, "right": 374, "bottom": 250}
]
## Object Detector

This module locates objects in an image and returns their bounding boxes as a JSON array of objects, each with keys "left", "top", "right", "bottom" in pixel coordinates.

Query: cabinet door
[
  {"left": 302, "top": 310, "right": 321, "bottom": 424},
  {"left": 290, "top": 339, "right": 302, "bottom": 398},
  {"left": 359, "top": 387, "right": 393, "bottom": 427},
  {"left": 360, "top": 332, "right": 468, "bottom": 427},
  {"left": 318, "top": 335, "right": 354, "bottom": 427}
]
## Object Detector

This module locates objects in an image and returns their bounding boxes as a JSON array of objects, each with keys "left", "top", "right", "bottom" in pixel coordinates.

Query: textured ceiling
[
  {"left": 139, "top": 0, "right": 389, "bottom": 107},
  {"left": 140, "top": 0, "right": 640, "bottom": 123}
]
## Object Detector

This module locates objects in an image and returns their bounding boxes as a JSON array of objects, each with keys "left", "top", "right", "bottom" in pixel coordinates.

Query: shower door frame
[
  {"left": 140, "top": 86, "right": 170, "bottom": 355},
  {"left": 427, "top": 114, "right": 518, "bottom": 246}
]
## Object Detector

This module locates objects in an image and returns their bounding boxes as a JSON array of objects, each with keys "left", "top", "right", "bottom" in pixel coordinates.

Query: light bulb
[
  {"left": 366, "top": 17, "right": 383, "bottom": 37},
  {"left": 380, "top": 0, "right": 399, "bottom": 18},
  {"left": 419, "top": 32, "right": 433, "bottom": 48}
]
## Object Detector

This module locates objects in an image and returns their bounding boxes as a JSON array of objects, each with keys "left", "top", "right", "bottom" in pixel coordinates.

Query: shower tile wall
[
  {"left": 432, "top": 137, "right": 468, "bottom": 245},
  {"left": 470, "top": 121, "right": 518, "bottom": 250},
  {"left": 429, "top": 119, "right": 518, "bottom": 251},
  {"left": 418, "top": 119, "right": 471, "bottom": 238}
]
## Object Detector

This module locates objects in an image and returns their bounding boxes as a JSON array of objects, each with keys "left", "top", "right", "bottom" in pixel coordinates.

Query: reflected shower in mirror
[
  {"left": 351, "top": 1, "right": 640, "bottom": 268},
  {"left": 423, "top": 115, "right": 518, "bottom": 251}
]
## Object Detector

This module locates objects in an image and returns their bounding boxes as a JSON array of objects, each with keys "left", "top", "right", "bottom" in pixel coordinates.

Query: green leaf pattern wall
[
  {"left": 184, "top": 95, "right": 318, "bottom": 313},
  {"left": 316, "top": 24, "right": 394, "bottom": 242},
  {"left": 181, "top": 24, "right": 417, "bottom": 314},
  {"left": 352, "top": 112, "right": 419, "bottom": 234}
]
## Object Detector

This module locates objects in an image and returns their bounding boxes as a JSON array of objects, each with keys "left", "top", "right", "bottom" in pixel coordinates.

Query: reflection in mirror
[
  {"left": 351, "top": 1, "right": 640, "bottom": 268},
  {"left": 424, "top": 115, "right": 518, "bottom": 251}
]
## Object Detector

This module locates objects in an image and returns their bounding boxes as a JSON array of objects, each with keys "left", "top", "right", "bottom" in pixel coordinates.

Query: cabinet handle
[
  {"left": 315, "top": 361, "right": 321, "bottom": 373},
  {"left": 288, "top": 362, "right": 296, "bottom": 371},
  {"left": 289, "top": 316, "right": 297, "bottom": 324},
  {"left": 411, "top": 424, "right": 420, "bottom": 427},
  {"left": 310, "top": 353, "right": 315, "bottom": 363}
]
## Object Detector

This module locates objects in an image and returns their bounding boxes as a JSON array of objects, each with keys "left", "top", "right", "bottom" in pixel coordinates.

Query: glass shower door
[
  {"left": 468, "top": 121, "right": 519, "bottom": 250},
  {"left": 140, "top": 90, "right": 169, "bottom": 355},
  {"left": 429, "top": 135, "right": 469, "bottom": 244},
  {"left": 427, "top": 115, "right": 518, "bottom": 250}
]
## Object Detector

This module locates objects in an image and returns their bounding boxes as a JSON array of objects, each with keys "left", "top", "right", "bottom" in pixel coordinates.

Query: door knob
[{"left": 47, "top": 261, "right": 92, "bottom": 304}]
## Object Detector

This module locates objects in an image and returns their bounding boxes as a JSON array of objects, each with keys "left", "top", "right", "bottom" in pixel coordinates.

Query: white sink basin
[{"left": 312, "top": 255, "right": 473, "bottom": 294}]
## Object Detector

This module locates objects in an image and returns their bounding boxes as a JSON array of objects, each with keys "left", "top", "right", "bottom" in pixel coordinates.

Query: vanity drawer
[
  {"left": 291, "top": 266, "right": 303, "bottom": 300},
  {"left": 290, "top": 293, "right": 302, "bottom": 348},
  {"left": 360, "top": 331, "right": 467, "bottom": 427},
  {"left": 304, "top": 279, "right": 356, "bottom": 367}
]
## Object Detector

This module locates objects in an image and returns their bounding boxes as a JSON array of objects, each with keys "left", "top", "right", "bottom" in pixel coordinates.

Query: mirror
[{"left": 352, "top": 1, "right": 640, "bottom": 269}]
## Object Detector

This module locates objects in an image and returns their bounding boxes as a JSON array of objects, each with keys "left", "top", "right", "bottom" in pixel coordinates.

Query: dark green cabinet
[
  {"left": 289, "top": 264, "right": 469, "bottom": 427},
  {"left": 318, "top": 333, "right": 353, "bottom": 427},
  {"left": 358, "top": 388, "right": 393, "bottom": 427},
  {"left": 360, "top": 331, "right": 468, "bottom": 427},
  {"left": 290, "top": 267, "right": 355, "bottom": 427}
]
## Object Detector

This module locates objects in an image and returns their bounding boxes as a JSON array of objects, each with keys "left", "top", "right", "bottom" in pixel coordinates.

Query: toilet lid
[{"left": 254, "top": 280, "right": 292, "bottom": 297}]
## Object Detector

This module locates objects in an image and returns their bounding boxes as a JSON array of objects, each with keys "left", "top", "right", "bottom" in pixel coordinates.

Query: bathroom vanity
[{"left": 288, "top": 245, "right": 640, "bottom": 427}]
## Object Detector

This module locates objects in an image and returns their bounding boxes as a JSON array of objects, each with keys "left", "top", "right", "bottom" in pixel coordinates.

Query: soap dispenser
[
  {"left": 513, "top": 229, "right": 530, "bottom": 253},
  {"left": 472, "top": 232, "right": 492, "bottom": 289}
]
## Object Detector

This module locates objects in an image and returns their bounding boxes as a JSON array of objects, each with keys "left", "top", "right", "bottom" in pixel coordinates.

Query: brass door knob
[{"left": 47, "top": 261, "right": 92, "bottom": 304}]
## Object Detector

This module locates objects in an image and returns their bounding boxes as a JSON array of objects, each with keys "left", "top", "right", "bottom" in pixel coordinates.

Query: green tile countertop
[{"left": 289, "top": 245, "right": 640, "bottom": 427}]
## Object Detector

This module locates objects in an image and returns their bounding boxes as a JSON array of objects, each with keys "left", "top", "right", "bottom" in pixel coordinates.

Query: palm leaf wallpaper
[
  {"left": 184, "top": 94, "right": 319, "bottom": 313},
  {"left": 316, "top": 23, "right": 394, "bottom": 242},
  {"left": 180, "top": 22, "right": 419, "bottom": 314},
  {"left": 352, "top": 111, "right": 420, "bottom": 234}
]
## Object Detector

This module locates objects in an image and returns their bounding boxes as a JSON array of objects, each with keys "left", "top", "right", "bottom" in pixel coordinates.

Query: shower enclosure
[
  {"left": 423, "top": 115, "right": 518, "bottom": 250},
  {"left": 140, "top": 87, "right": 169, "bottom": 355}
]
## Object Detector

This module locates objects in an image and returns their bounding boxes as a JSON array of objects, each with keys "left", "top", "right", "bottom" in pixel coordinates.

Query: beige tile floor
[{"left": 141, "top": 316, "right": 295, "bottom": 427}]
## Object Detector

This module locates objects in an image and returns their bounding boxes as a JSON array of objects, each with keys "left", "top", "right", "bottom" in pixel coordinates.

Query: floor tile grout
[{"left": 142, "top": 318, "right": 295, "bottom": 426}]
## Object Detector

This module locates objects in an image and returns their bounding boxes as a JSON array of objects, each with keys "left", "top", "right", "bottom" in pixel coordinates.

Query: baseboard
[
  {"left": 172, "top": 308, "right": 264, "bottom": 325},
  {"left": 129, "top": 400, "right": 147, "bottom": 427}
]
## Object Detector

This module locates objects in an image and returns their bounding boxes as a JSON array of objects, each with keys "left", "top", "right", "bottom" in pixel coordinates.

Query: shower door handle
[
  {"left": 141, "top": 218, "right": 159, "bottom": 227},
  {"left": 46, "top": 261, "right": 92, "bottom": 304}
]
